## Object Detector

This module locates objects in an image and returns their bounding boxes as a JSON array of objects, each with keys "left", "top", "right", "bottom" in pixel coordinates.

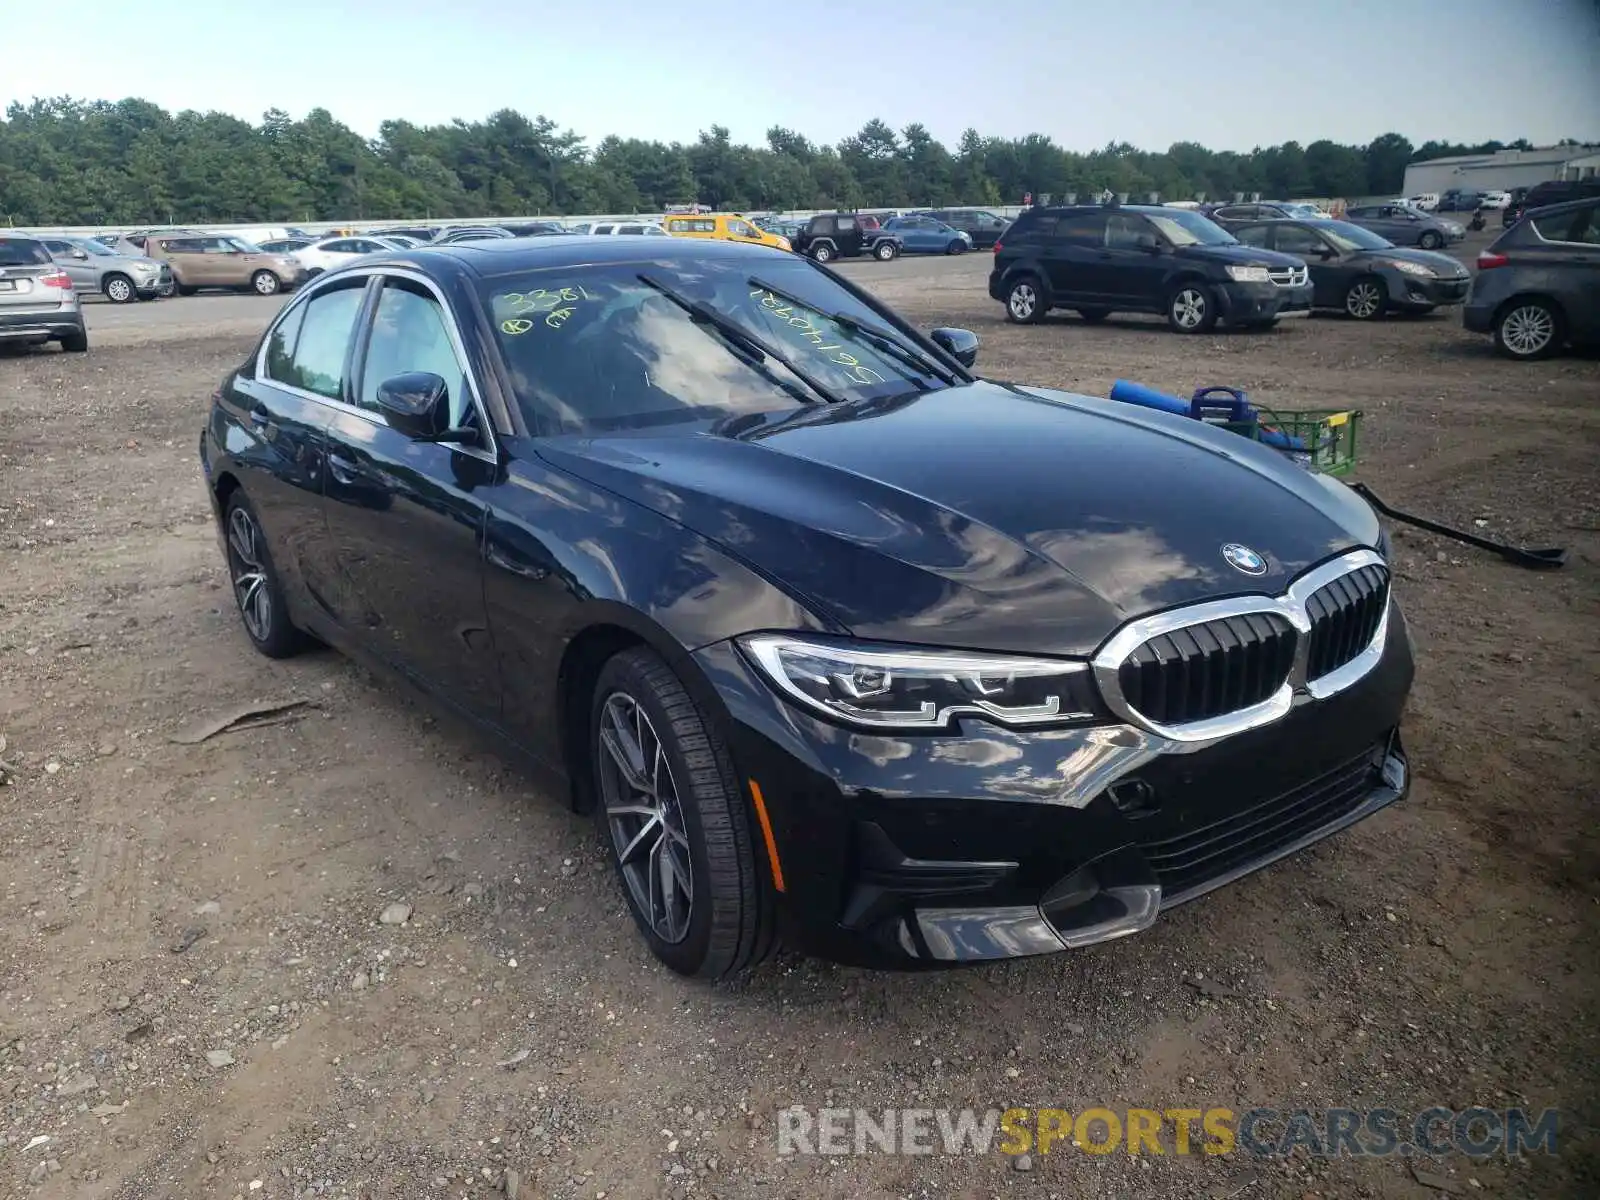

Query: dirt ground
[{"left": 1, "top": 247, "right": 1596, "bottom": 1200}]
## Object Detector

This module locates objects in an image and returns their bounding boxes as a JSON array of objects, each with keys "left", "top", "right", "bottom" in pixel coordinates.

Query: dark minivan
[
  {"left": 989, "top": 204, "right": 1312, "bottom": 332},
  {"left": 1464, "top": 196, "right": 1600, "bottom": 359}
]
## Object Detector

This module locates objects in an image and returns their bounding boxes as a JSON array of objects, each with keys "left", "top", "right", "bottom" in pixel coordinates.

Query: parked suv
[
  {"left": 920, "top": 208, "right": 1010, "bottom": 248},
  {"left": 1502, "top": 179, "right": 1600, "bottom": 228},
  {"left": 0, "top": 234, "right": 87, "bottom": 352},
  {"left": 989, "top": 204, "right": 1312, "bottom": 332},
  {"left": 1463, "top": 197, "right": 1600, "bottom": 360},
  {"left": 142, "top": 234, "right": 305, "bottom": 295},
  {"left": 789, "top": 213, "right": 902, "bottom": 263},
  {"left": 39, "top": 234, "right": 170, "bottom": 303}
]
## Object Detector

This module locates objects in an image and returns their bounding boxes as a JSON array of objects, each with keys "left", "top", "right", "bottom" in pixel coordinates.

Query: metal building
[{"left": 1403, "top": 145, "right": 1600, "bottom": 197}]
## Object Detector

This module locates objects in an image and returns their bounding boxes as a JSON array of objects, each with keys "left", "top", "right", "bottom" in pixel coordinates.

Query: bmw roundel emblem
[{"left": 1222, "top": 543, "right": 1268, "bottom": 576}]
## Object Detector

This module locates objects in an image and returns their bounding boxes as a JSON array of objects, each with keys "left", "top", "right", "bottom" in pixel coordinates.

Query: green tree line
[{"left": 0, "top": 97, "right": 1565, "bottom": 226}]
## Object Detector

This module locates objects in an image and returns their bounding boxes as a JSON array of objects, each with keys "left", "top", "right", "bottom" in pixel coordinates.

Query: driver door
[{"left": 321, "top": 271, "right": 502, "bottom": 721}]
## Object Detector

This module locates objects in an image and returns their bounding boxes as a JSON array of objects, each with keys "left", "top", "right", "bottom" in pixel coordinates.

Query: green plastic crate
[{"left": 1221, "top": 406, "right": 1363, "bottom": 476}]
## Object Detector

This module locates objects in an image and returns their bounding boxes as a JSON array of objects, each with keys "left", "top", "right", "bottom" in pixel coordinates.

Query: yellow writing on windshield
[
  {"left": 495, "top": 284, "right": 600, "bottom": 333},
  {"left": 749, "top": 288, "right": 885, "bottom": 386}
]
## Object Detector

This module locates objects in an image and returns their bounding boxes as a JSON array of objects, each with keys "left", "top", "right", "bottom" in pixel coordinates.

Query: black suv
[
  {"left": 790, "top": 213, "right": 902, "bottom": 263},
  {"left": 919, "top": 207, "right": 1011, "bottom": 249},
  {"left": 1503, "top": 179, "right": 1600, "bottom": 228},
  {"left": 989, "top": 204, "right": 1313, "bottom": 332},
  {"left": 1463, "top": 196, "right": 1600, "bottom": 359}
]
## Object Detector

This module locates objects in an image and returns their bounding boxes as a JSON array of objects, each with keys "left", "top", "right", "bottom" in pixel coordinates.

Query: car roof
[{"left": 339, "top": 234, "right": 794, "bottom": 281}]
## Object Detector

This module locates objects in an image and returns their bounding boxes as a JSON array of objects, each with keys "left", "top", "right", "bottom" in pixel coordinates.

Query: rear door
[
  {"left": 321, "top": 271, "right": 502, "bottom": 720},
  {"left": 221, "top": 275, "right": 368, "bottom": 618},
  {"left": 1041, "top": 210, "right": 1110, "bottom": 303},
  {"left": 1530, "top": 203, "right": 1600, "bottom": 343},
  {"left": 43, "top": 239, "right": 98, "bottom": 292},
  {"left": 159, "top": 237, "right": 208, "bottom": 287}
]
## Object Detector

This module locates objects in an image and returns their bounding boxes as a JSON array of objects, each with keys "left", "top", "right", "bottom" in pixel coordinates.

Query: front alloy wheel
[
  {"left": 1345, "top": 278, "right": 1385, "bottom": 320},
  {"left": 102, "top": 273, "right": 136, "bottom": 303},
  {"left": 1493, "top": 300, "right": 1560, "bottom": 360},
  {"left": 591, "top": 648, "right": 775, "bottom": 979},
  {"left": 252, "top": 271, "right": 282, "bottom": 295},
  {"left": 1167, "top": 285, "right": 1215, "bottom": 333},
  {"left": 874, "top": 240, "right": 897, "bottom": 261}
]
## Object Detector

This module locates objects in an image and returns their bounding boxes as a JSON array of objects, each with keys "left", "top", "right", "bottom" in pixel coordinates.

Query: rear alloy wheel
[
  {"left": 223, "top": 494, "right": 305, "bottom": 658},
  {"left": 1005, "top": 276, "right": 1046, "bottom": 324},
  {"left": 1345, "top": 278, "right": 1386, "bottom": 320},
  {"left": 810, "top": 243, "right": 835, "bottom": 264},
  {"left": 251, "top": 270, "right": 282, "bottom": 296},
  {"left": 1419, "top": 230, "right": 1444, "bottom": 250},
  {"left": 1167, "top": 283, "right": 1217, "bottom": 334},
  {"left": 593, "top": 648, "right": 774, "bottom": 979},
  {"left": 1493, "top": 299, "right": 1561, "bottom": 360},
  {"left": 874, "top": 240, "right": 898, "bottom": 261},
  {"left": 102, "top": 273, "right": 136, "bottom": 304},
  {"left": 946, "top": 239, "right": 967, "bottom": 255}
]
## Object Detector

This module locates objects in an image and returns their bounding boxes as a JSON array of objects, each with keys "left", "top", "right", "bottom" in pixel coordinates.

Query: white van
[{"left": 1406, "top": 194, "right": 1439, "bottom": 211}]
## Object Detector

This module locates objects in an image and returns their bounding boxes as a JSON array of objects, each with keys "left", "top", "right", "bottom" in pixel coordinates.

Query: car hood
[
  {"left": 537, "top": 382, "right": 1380, "bottom": 657},
  {"left": 1174, "top": 243, "right": 1305, "bottom": 269},
  {"left": 1363, "top": 247, "right": 1469, "bottom": 276}
]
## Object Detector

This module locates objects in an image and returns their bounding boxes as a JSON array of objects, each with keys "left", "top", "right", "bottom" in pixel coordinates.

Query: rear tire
[
  {"left": 59, "top": 326, "right": 89, "bottom": 353},
  {"left": 946, "top": 239, "right": 967, "bottom": 255},
  {"left": 222, "top": 492, "right": 306, "bottom": 659},
  {"left": 1004, "top": 275, "right": 1046, "bottom": 324},
  {"left": 1492, "top": 298, "right": 1562, "bottom": 360},
  {"left": 1166, "top": 282, "right": 1218, "bottom": 334},
  {"left": 102, "top": 273, "right": 136, "bottom": 304},
  {"left": 591, "top": 648, "right": 776, "bottom": 980},
  {"left": 810, "top": 243, "right": 835, "bottom": 264}
]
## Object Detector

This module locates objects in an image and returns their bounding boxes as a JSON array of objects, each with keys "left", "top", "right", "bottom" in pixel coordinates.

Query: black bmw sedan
[
  {"left": 200, "top": 236, "right": 1414, "bottom": 978},
  {"left": 1231, "top": 218, "right": 1472, "bottom": 319}
]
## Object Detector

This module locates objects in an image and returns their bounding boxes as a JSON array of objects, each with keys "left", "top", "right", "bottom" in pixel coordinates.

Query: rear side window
[
  {"left": 0, "top": 237, "right": 52, "bottom": 266},
  {"left": 1053, "top": 213, "right": 1107, "bottom": 245},
  {"left": 1533, "top": 205, "right": 1600, "bottom": 245}
]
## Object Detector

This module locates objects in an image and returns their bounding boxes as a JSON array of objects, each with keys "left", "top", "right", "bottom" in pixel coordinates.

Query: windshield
[
  {"left": 1319, "top": 221, "right": 1393, "bottom": 252},
  {"left": 1145, "top": 209, "right": 1238, "bottom": 246},
  {"left": 482, "top": 257, "right": 955, "bottom": 434}
]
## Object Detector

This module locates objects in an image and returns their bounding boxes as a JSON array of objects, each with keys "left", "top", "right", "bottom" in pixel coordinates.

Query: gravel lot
[{"left": 1, "top": 241, "right": 1596, "bottom": 1200}]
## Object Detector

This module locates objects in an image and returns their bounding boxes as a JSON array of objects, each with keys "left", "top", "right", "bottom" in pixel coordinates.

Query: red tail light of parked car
[{"left": 1477, "top": 250, "right": 1509, "bottom": 271}]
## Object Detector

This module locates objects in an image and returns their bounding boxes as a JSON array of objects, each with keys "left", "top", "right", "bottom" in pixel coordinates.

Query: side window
[
  {"left": 1346, "top": 207, "right": 1373, "bottom": 219},
  {"left": 263, "top": 302, "right": 306, "bottom": 382},
  {"left": 44, "top": 239, "right": 73, "bottom": 254},
  {"left": 728, "top": 220, "right": 755, "bottom": 237},
  {"left": 200, "top": 237, "right": 234, "bottom": 254},
  {"left": 1273, "top": 226, "right": 1326, "bottom": 255},
  {"left": 666, "top": 219, "right": 686, "bottom": 233},
  {"left": 275, "top": 282, "right": 365, "bottom": 400},
  {"left": 1104, "top": 214, "right": 1150, "bottom": 248},
  {"left": 835, "top": 216, "right": 857, "bottom": 232},
  {"left": 360, "top": 278, "right": 474, "bottom": 428},
  {"left": 322, "top": 239, "right": 356, "bottom": 253},
  {"left": 1052, "top": 212, "right": 1108, "bottom": 246},
  {"left": 1534, "top": 205, "right": 1599, "bottom": 244},
  {"left": 1234, "top": 225, "right": 1272, "bottom": 248}
]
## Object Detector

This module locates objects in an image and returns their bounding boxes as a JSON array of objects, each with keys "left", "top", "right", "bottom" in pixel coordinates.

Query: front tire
[
  {"left": 1492, "top": 298, "right": 1562, "bottom": 360},
  {"left": 1004, "top": 275, "right": 1046, "bottom": 324},
  {"left": 102, "top": 273, "right": 136, "bottom": 304},
  {"left": 251, "top": 271, "right": 282, "bottom": 296},
  {"left": 592, "top": 648, "right": 774, "bottom": 980},
  {"left": 1166, "top": 282, "right": 1217, "bottom": 334},
  {"left": 1344, "top": 277, "right": 1386, "bottom": 320},
  {"left": 874, "top": 240, "right": 898, "bottom": 261},
  {"left": 1419, "top": 230, "right": 1444, "bottom": 250},
  {"left": 222, "top": 493, "right": 305, "bottom": 658}
]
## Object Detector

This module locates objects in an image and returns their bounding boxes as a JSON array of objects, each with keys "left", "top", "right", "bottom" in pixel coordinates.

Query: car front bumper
[
  {"left": 1391, "top": 272, "right": 1472, "bottom": 310},
  {"left": 1219, "top": 280, "right": 1314, "bottom": 323},
  {"left": 695, "top": 600, "right": 1415, "bottom": 968},
  {"left": 0, "top": 306, "right": 84, "bottom": 340}
]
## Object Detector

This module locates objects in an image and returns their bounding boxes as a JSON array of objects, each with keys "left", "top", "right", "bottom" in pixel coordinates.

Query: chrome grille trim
[
  {"left": 1092, "top": 549, "right": 1389, "bottom": 744},
  {"left": 1268, "top": 265, "right": 1309, "bottom": 287}
]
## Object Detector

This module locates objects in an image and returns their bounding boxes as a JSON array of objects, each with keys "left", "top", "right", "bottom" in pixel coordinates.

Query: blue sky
[{"left": 6, "top": 0, "right": 1597, "bottom": 152}]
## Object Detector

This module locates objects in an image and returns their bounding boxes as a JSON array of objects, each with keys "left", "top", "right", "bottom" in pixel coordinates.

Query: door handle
[
  {"left": 326, "top": 452, "right": 370, "bottom": 486},
  {"left": 248, "top": 404, "right": 271, "bottom": 428}
]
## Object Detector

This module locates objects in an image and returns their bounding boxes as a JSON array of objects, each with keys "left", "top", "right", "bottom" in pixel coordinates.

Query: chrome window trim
[
  {"left": 1091, "top": 548, "right": 1388, "bottom": 744},
  {"left": 255, "top": 265, "right": 499, "bottom": 464}
]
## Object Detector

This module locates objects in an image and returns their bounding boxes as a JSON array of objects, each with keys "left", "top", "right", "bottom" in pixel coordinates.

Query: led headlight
[
  {"left": 739, "top": 634, "right": 1105, "bottom": 731},
  {"left": 1391, "top": 259, "right": 1434, "bottom": 277},
  {"left": 1225, "top": 265, "right": 1271, "bottom": 283}
]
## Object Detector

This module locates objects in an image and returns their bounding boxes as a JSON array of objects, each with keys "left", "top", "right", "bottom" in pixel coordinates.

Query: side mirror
[
  {"left": 1315, "top": 246, "right": 1338, "bottom": 260},
  {"left": 376, "top": 372, "right": 454, "bottom": 441},
  {"left": 929, "top": 327, "right": 979, "bottom": 368},
  {"left": 71, "top": 249, "right": 89, "bottom": 260}
]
